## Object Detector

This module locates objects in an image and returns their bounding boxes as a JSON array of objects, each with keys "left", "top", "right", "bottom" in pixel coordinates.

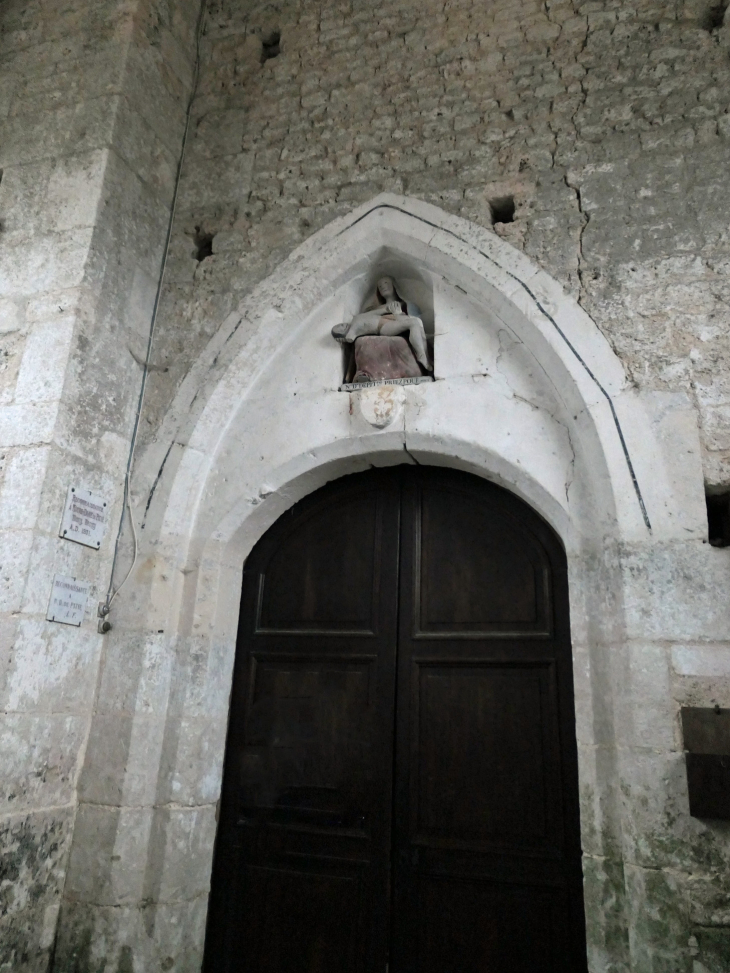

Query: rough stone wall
[
  {"left": 145, "top": 0, "right": 730, "bottom": 490},
  {"left": 0, "top": 0, "right": 201, "bottom": 968},
  {"left": 3, "top": 0, "right": 730, "bottom": 970},
  {"left": 127, "top": 2, "right": 730, "bottom": 971}
]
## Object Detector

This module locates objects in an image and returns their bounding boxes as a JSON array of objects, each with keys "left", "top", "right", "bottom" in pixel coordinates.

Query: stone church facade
[{"left": 2, "top": 0, "right": 730, "bottom": 970}]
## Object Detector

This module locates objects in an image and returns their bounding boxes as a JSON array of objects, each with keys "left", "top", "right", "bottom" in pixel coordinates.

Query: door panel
[
  {"left": 416, "top": 876, "right": 568, "bottom": 973},
  {"left": 240, "top": 655, "right": 376, "bottom": 829},
  {"left": 415, "top": 483, "right": 551, "bottom": 636},
  {"left": 230, "top": 863, "right": 364, "bottom": 973},
  {"left": 204, "top": 472, "right": 400, "bottom": 973},
  {"left": 205, "top": 466, "right": 587, "bottom": 973},
  {"left": 256, "top": 491, "right": 385, "bottom": 634},
  {"left": 414, "top": 662, "right": 560, "bottom": 847},
  {"left": 392, "top": 469, "right": 586, "bottom": 973}
]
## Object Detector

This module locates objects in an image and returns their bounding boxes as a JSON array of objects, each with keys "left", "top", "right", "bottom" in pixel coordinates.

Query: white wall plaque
[
  {"left": 59, "top": 486, "right": 108, "bottom": 549},
  {"left": 47, "top": 574, "right": 91, "bottom": 627}
]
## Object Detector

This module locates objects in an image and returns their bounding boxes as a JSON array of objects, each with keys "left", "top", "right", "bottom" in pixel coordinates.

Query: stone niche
[{"left": 334, "top": 259, "right": 435, "bottom": 387}]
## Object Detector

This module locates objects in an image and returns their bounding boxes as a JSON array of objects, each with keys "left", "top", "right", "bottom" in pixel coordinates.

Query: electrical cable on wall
[{"left": 100, "top": 0, "right": 208, "bottom": 623}]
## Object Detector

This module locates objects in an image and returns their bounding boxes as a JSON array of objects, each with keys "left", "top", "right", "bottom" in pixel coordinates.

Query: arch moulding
[{"left": 70, "top": 194, "right": 708, "bottom": 973}]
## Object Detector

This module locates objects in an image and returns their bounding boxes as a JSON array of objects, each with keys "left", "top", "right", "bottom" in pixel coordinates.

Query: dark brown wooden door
[{"left": 204, "top": 466, "right": 587, "bottom": 973}]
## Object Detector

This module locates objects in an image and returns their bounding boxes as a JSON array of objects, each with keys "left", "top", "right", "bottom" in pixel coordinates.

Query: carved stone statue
[{"left": 333, "top": 275, "right": 432, "bottom": 383}]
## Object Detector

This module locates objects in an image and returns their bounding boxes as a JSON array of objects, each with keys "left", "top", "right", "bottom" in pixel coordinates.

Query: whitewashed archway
[{"left": 59, "top": 194, "right": 708, "bottom": 973}]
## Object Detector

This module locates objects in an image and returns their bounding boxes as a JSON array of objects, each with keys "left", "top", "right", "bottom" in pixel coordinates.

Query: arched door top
[
  {"left": 136, "top": 193, "right": 705, "bottom": 591},
  {"left": 205, "top": 465, "right": 587, "bottom": 973}
]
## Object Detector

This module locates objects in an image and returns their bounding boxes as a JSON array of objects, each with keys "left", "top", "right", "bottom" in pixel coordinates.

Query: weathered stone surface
[
  {"left": 3, "top": 0, "right": 730, "bottom": 969},
  {"left": 0, "top": 807, "right": 74, "bottom": 973},
  {"left": 53, "top": 897, "right": 209, "bottom": 973},
  {"left": 0, "top": 0, "right": 202, "bottom": 965}
]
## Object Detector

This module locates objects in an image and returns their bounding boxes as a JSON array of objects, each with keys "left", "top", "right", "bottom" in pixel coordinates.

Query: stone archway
[
  {"left": 54, "top": 194, "right": 707, "bottom": 973},
  {"left": 204, "top": 463, "right": 589, "bottom": 973}
]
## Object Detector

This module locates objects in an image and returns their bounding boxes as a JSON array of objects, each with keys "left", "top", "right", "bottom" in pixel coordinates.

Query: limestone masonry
[{"left": 1, "top": 0, "right": 730, "bottom": 970}]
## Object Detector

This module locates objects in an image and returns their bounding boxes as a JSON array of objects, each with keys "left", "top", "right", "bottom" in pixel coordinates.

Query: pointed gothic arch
[{"left": 66, "top": 194, "right": 707, "bottom": 971}]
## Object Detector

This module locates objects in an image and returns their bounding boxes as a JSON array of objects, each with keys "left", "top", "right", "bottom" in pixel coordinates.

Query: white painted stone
[
  {"left": 0, "top": 529, "right": 34, "bottom": 612},
  {"left": 0, "top": 297, "right": 21, "bottom": 334},
  {"left": 0, "top": 403, "right": 59, "bottom": 447},
  {"left": 0, "top": 447, "right": 49, "bottom": 530},
  {"left": 44, "top": 149, "right": 107, "bottom": 232},
  {"left": 672, "top": 645, "right": 730, "bottom": 678},
  {"left": 0, "top": 227, "right": 94, "bottom": 298},
  {"left": 1, "top": 617, "right": 100, "bottom": 713},
  {"left": 14, "top": 320, "right": 74, "bottom": 404}
]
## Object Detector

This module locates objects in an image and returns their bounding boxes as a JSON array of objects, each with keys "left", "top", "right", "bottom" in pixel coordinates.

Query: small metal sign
[
  {"left": 47, "top": 574, "right": 91, "bottom": 627},
  {"left": 340, "top": 375, "right": 433, "bottom": 392},
  {"left": 59, "top": 486, "right": 108, "bottom": 549}
]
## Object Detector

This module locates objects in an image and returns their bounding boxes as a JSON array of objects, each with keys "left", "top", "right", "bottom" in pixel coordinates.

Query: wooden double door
[{"left": 204, "top": 466, "right": 587, "bottom": 973}]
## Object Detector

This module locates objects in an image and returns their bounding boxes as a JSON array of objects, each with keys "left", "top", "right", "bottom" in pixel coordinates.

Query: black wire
[{"left": 104, "top": 0, "right": 208, "bottom": 608}]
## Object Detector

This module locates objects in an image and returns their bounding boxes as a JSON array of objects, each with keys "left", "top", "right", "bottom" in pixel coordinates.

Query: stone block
[
  {"left": 64, "top": 803, "right": 149, "bottom": 905},
  {"left": 0, "top": 158, "right": 55, "bottom": 238},
  {"left": 53, "top": 896, "right": 208, "bottom": 973},
  {"left": 0, "top": 227, "right": 92, "bottom": 298},
  {"left": 0, "top": 447, "right": 49, "bottom": 529},
  {"left": 620, "top": 542, "right": 730, "bottom": 642},
  {"left": 0, "top": 806, "right": 74, "bottom": 973},
  {"left": 163, "top": 716, "right": 228, "bottom": 806},
  {"left": 624, "top": 864, "right": 691, "bottom": 973},
  {"left": 170, "top": 635, "right": 237, "bottom": 722},
  {"left": 0, "top": 616, "right": 100, "bottom": 715},
  {"left": 0, "top": 94, "right": 118, "bottom": 168},
  {"left": 84, "top": 146, "right": 172, "bottom": 273},
  {"left": 111, "top": 95, "right": 180, "bottom": 204},
  {"left": 14, "top": 320, "right": 74, "bottom": 404},
  {"left": 0, "top": 297, "right": 22, "bottom": 335},
  {"left": 582, "top": 855, "right": 630, "bottom": 973},
  {"left": 672, "top": 645, "right": 730, "bottom": 678},
  {"left": 95, "top": 631, "right": 174, "bottom": 717},
  {"left": 118, "top": 44, "right": 188, "bottom": 155},
  {"left": 77, "top": 712, "right": 166, "bottom": 808},
  {"left": 0, "top": 529, "right": 34, "bottom": 611},
  {"left": 571, "top": 643, "right": 616, "bottom": 748},
  {"left": 618, "top": 747, "right": 721, "bottom": 872},
  {"left": 0, "top": 331, "right": 25, "bottom": 403},
  {"left": 0, "top": 906, "right": 55, "bottom": 973},
  {"left": 693, "top": 928, "right": 730, "bottom": 973},
  {"left": 614, "top": 642, "right": 675, "bottom": 750},
  {"left": 577, "top": 742, "right": 624, "bottom": 860},
  {"left": 8, "top": 45, "right": 125, "bottom": 118},
  {"left": 688, "top": 876, "right": 730, "bottom": 927},
  {"left": 190, "top": 109, "right": 247, "bottom": 159},
  {"left": 0, "top": 402, "right": 58, "bottom": 449},
  {"left": 0, "top": 713, "right": 86, "bottom": 813},
  {"left": 43, "top": 148, "right": 107, "bottom": 232},
  {"left": 149, "top": 805, "right": 217, "bottom": 903}
]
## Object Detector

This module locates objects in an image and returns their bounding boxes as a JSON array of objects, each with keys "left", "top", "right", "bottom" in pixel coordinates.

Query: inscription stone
[
  {"left": 59, "top": 486, "right": 108, "bottom": 549},
  {"left": 46, "top": 575, "right": 91, "bottom": 627}
]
